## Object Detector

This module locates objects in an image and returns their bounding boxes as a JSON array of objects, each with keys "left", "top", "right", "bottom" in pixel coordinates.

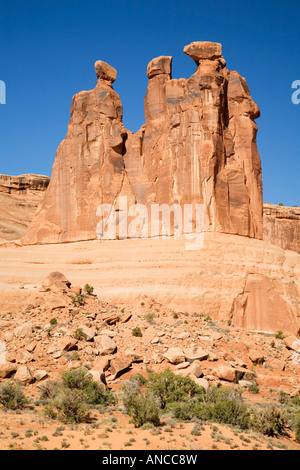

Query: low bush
[
  {"left": 120, "top": 380, "right": 160, "bottom": 428},
  {"left": 251, "top": 404, "right": 289, "bottom": 437},
  {"left": 83, "top": 284, "right": 94, "bottom": 295},
  {"left": 132, "top": 327, "right": 143, "bottom": 337},
  {"left": 71, "top": 294, "right": 86, "bottom": 306},
  {"left": 146, "top": 369, "right": 206, "bottom": 410},
  {"left": 52, "top": 388, "right": 91, "bottom": 423},
  {"left": 0, "top": 382, "right": 28, "bottom": 410}
]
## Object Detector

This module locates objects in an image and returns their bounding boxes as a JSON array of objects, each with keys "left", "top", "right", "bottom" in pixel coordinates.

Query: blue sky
[{"left": 0, "top": 0, "right": 299, "bottom": 206}]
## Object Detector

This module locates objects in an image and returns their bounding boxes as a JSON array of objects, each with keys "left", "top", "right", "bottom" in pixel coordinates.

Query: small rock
[
  {"left": 33, "top": 370, "right": 49, "bottom": 381},
  {"left": 71, "top": 286, "right": 82, "bottom": 295},
  {"left": 151, "top": 353, "right": 165, "bottom": 364},
  {"left": 217, "top": 365, "right": 245, "bottom": 383},
  {"left": 14, "top": 365, "right": 34, "bottom": 384},
  {"left": 78, "top": 325, "right": 96, "bottom": 341},
  {"left": 284, "top": 336, "right": 300, "bottom": 352},
  {"left": 92, "top": 356, "right": 111, "bottom": 372},
  {"left": 193, "top": 377, "right": 209, "bottom": 390},
  {"left": 57, "top": 336, "right": 78, "bottom": 351},
  {"left": 0, "top": 362, "right": 17, "bottom": 378},
  {"left": 164, "top": 347, "right": 185, "bottom": 365},
  {"left": 175, "top": 362, "right": 190, "bottom": 370},
  {"left": 120, "top": 313, "right": 132, "bottom": 323},
  {"left": 249, "top": 349, "right": 265, "bottom": 364},
  {"left": 100, "top": 329, "right": 116, "bottom": 338},
  {"left": 238, "top": 379, "right": 256, "bottom": 389},
  {"left": 102, "top": 314, "right": 119, "bottom": 325},
  {"left": 184, "top": 347, "right": 209, "bottom": 362},
  {"left": 14, "top": 323, "right": 33, "bottom": 338},
  {"left": 94, "top": 335, "right": 117, "bottom": 355},
  {"left": 110, "top": 355, "right": 132, "bottom": 377},
  {"left": 125, "top": 350, "right": 143, "bottom": 363}
]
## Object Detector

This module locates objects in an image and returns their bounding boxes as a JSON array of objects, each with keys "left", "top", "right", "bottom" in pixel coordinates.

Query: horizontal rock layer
[
  {"left": 263, "top": 203, "right": 300, "bottom": 253},
  {"left": 0, "top": 174, "right": 50, "bottom": 241}
]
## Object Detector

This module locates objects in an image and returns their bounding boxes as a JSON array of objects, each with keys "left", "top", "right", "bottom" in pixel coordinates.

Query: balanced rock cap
[
  {"left": 184, "top": 41, "right": 222, "bottom": 64},
  {"left": 147, "top": 56, "right": 172, "bottom": 79},
  {"left": 95, "top": 60, "right": 117, "bottom": 83}
]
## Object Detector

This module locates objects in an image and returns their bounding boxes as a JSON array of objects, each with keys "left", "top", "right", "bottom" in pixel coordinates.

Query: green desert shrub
[
  {"left": 145, "top": 369, "right": 206, "bottom": 410},
  {"left": 52, "top": 388, "right": 90, "bottom": 424},
  {"left": 61, "top": 367, "right": 115, "bottom": 406},
  {"left": 38, "top": 379, "right": 62, "bottom": 400},
  {"left": 74, "top": 328, "right": 87, "bottom": 341},
  {"left": 251, "top": 404, "right": 289, "bottom": 437},
  {"left": 120, "top": 379, "right": 160, "bottom": 428},
  {"left": 132, "top": 327, "right": 143, "bottom": 337},
  {"left": 0, "top": 382, "right": 28, "bottom": 410},
  {"left": 83, "top": 284, "right": 94, "bottom": 295},
  {"left": 275, "top": 330, "right": 284, "bottom": 340},
  {"left": 71, "top": 293, "right": 86, "bottom": 306},
  {"left": 43, "top": 368, "right": 116, "bottom": 423},
  {"left": 293, "top": 413, "right": 300, "bottom": 442}
]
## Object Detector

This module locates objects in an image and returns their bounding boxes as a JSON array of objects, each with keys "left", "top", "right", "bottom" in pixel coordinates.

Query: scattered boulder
[
  {"left": 57, "top": 336, "right": 78, "bottom": 351},
  {"left": 151, "top": 353, "right": 165, "bottom": 364},
  {"left": 120, "top": 313, "right": 132, "bottom": 323},
  {"left": 89, "top": 369, "right": 108, "bottom": 388},
  {"left": 42, "top": 272, "right": 71, "bottom": 291},
  {"left": 78, "top": 325, "right": 96, "bottom": 341},
  {"left": 184, "top": 347, "right": 209, "bottom": 362},
  {"left": 238, "top": 379, "right": 256, "bottom": 389},
  {"left": 284, "top": 336, "right": 300, "bottom": 352},
  {"left": 193, "top": 377, "right": 209, "bottom": 390},
  {"left": 102, "top": 313, "right": 119, "bottom": 325},
  {"left": 0, "top": 362, "right": 17, "bottom": 378},
  {"left": 33, "top": 370, "right": 49, "bottom": 381},
  {"left": 14, "top": 323, "right": 33, "bottom": 338},
  {"left": 94, "top": 335, "right": 117, "bottom": 356},
  {"left": 125, "top": 350, "right": 143, "bottom": 363},
  {"left": 14, "top": 365, "right": 34, "bottom": 384},
  {"left": 164, "top": 347, "right": 186, "bottom": 365},
  {"left": 248, "top": 349, "right": 265, "bottom": 364},
  {"left": 92, "top": 356, "right": 110, "bottom": 372},
  {"left": 217, "top": 365, "right": 245, "bottom": 383},
  {"left": 110, "top": 355, "right": 132, "bottom": 378}
]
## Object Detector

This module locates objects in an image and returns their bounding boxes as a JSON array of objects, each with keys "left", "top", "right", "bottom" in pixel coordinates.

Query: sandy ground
[{"left": 0, "top": 234, "right": 299, "bottom": 451}]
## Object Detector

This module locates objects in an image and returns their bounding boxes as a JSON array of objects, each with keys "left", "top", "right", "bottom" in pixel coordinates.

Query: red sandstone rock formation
[
  {"left": 263, "top": 203, "right": 300, "bottom": 253},
  {"left": 22, "top": 61, "right": 127, "bottom": 244},
  {"left": 22, "top": 42, "right": 263, "bottom": 244}
]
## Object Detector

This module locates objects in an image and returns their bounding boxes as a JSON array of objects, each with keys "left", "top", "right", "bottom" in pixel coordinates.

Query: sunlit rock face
[{"left": 23, "top": 42, "right": 263, "bottom": 244}]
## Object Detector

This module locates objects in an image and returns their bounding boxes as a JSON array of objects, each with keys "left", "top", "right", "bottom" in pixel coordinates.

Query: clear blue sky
[{"left": 0, "top": 0, "right": 299, "bottom": 206}]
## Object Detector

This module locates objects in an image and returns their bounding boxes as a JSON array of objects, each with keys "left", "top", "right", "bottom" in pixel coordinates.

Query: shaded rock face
[
  {"left": 22, "top": 43, "right": 263, "bottom": 244},
  {"left": 263, "top": 203, "right": 300, "bottom": 253},
  {"left": 0, "top": 174, "right": 50, "bottom": 241}
]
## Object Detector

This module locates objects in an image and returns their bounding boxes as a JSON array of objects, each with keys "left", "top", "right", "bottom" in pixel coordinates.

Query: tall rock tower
[{"left": 22, "top": 42, "right": 263, "bottom": 244}]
